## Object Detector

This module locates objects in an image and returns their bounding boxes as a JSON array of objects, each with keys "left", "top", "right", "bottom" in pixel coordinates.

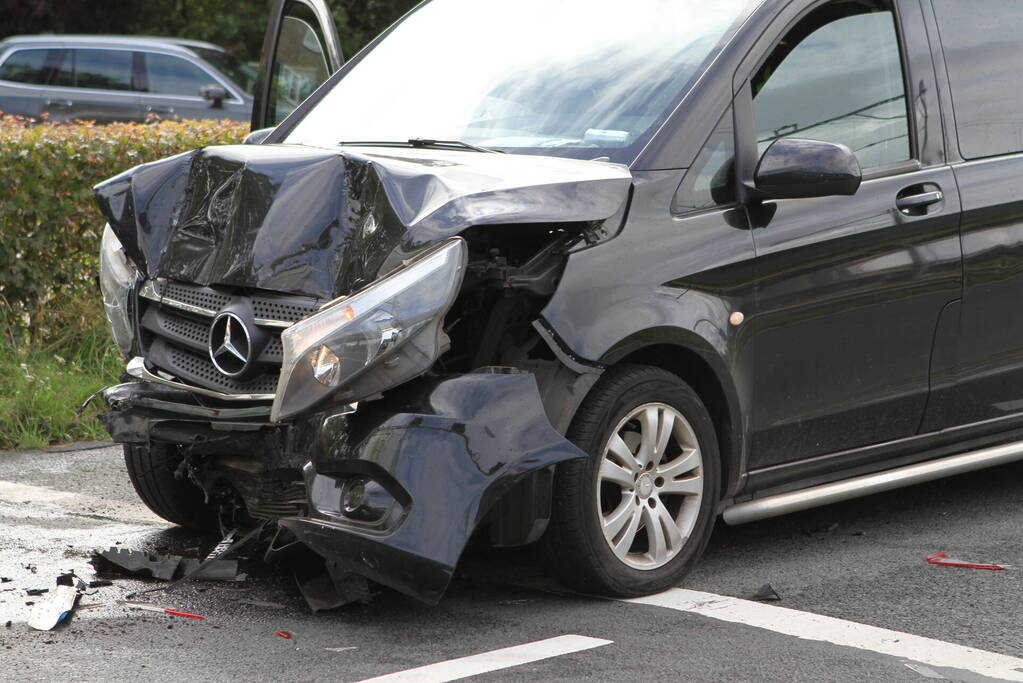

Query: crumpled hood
[{"left": 94, "top": 143, "right": 632, "bottom": 299}]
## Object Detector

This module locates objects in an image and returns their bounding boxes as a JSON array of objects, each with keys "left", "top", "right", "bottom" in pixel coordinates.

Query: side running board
[{"left": 722, "top": 438, "right": 1023, "bottom": 525}]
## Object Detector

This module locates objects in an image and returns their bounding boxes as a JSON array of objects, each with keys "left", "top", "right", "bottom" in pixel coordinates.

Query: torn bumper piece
[
  {"left": 280, "top": 372, "right": 586, "bottom": 604},
  {"left": 99, "top": 371, "right": 585, "bottom": 604}
]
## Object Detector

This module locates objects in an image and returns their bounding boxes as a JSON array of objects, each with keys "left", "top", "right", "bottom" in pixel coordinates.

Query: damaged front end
[{"left": 93, "top": 143, "right": 630, "bottom": 603}]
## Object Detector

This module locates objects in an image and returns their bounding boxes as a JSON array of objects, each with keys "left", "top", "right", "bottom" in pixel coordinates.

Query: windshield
[
  {"left": 285, "top": 0, "right": 759, "bottom": 164},
  {"left": 193, "top": 47, "right": 257, "bottom": 95}
]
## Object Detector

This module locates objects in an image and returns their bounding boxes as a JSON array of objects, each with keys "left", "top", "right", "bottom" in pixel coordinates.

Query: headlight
[
  {"left": 99, "top": 224, "right": 138, "bottom": 355},
  {"left": 271, "top": 237, "right": 467, "bottom": 421}
]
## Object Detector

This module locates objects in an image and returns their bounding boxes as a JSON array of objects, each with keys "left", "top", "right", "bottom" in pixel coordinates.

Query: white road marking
[
  {"left": 354, "top": 635, "right": 613, "bottom": 683},
  {"left": 625, "top": 589, "right": 1023, "bottom": 682}
]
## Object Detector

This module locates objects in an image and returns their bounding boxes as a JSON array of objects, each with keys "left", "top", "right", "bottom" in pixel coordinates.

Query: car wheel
[
  {"left": 124, "top": 444, "right": 218, "bottom": 530},
  {"left": 543, "top": 364, "right": 720, "bottom": 597}
]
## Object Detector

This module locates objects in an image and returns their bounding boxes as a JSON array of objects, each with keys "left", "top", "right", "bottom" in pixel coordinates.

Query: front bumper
[{"left": 100, "top": 371, "right": 585, "bottom": 604}]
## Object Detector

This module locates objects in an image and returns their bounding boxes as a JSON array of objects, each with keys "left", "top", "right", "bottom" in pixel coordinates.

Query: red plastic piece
[
  {"left": 164, "top": 609, "right": 204, "bottom": 620},
  {"left": 926, "top": 552, "right": 1006, "bottom": 571},
  {"left": 276, "top": 631, "right": 294, "bottom": 639}
]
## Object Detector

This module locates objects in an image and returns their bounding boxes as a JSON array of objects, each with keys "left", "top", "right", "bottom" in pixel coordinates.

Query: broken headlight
[
  {"left": 271, "top": 238, "right": 468, "bottom": 421},
  {"left": 99, "top": 224, "right": 138, "bottom": 355}
]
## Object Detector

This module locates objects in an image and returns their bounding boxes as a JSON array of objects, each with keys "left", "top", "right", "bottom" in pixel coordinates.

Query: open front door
[{"left": 251, "top": 0, "right": 343, "bottom": 131}]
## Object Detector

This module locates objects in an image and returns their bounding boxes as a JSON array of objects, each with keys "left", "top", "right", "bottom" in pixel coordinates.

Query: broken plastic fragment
[
  {"left": 751, "top": 584, "right": 782, "bottom": 602},
  {"left": 117, "top": 600, "right": 205, "bottom": 619},
  {"left": 27, "top": 573, "right": 87, "bottom": 631},
  {"left": 294, "top": 560, "right": 371, "bottom": 612},
  {"left": 276, "top": 630, "right": 294, "bottom": 639},
  {"left": 92, "top": 546, "right": 241, "bottom": 584},
  {"left": 926, "top": 552, "right": 1008, "bottom": 571}
]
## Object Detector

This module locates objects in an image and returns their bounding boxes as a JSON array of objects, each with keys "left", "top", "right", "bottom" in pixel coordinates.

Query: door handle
[
  {"left": 896, "top": 189, "right": 943, "bottom": 214},
  {"left": 45, "top": 99, "right": 72, "bottom": 108}
]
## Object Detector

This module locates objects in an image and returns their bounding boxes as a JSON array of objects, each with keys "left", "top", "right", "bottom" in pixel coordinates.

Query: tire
[
  {"left": 543, "top": 364, "right": 720, "bottom": 597},
  {"left": 124, "top": 444, "right": 218, "bottom": 530}
]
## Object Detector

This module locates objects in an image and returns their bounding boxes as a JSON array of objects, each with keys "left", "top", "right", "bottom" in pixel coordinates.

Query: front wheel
[
  {"left": 543, "top": 365, "right": 720, "bottom": 597},
  {"left": 124, "top": 444, "right": 219, "bottom": 530}
]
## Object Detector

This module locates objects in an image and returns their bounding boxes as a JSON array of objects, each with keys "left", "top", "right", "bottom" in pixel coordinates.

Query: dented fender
[{"left": 280, "top": 372, "right": 586, "bottom": 604}]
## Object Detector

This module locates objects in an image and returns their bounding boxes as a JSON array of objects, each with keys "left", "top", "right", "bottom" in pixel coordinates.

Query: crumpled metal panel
[
  {"left": 280, "top": 372, "right": 587, "bottom": 604},
  {"left": 94, "top": 144, "right": 632, "bottom": 300}
]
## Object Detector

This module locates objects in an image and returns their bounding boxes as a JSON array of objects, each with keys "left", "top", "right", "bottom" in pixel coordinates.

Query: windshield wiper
[{"left": 338, "top": 139, "right": 502, "bottom": 153}]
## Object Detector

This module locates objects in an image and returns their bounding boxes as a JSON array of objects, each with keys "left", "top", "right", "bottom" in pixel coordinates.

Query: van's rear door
[{"left": 251, "top": 0, "right": 343, "bottom": 131}]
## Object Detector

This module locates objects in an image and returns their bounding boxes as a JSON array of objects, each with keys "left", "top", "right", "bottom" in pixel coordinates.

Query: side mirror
[
  {"left": 243, "top": 127, "right": 275, "bottom": 144},
  {"left": 755, "top": 138, "right": 861, "bottom": 199},
  {"left": 200, "top": 84, "right": 227, "bottom": 109}
]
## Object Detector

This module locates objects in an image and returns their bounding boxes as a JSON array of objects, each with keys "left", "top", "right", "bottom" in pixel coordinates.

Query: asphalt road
[{"left": 1, "top": 442, "right": 1022, "bottom": 682}]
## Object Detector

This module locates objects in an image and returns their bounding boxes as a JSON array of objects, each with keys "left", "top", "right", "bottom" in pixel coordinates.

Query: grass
[{"left": 0, "top": 307, "right": 122, "bottom": 450}]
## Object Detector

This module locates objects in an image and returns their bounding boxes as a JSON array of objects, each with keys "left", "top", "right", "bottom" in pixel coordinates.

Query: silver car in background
[{"left": 0, "top": 35, "right": 253, "bottom": 123}]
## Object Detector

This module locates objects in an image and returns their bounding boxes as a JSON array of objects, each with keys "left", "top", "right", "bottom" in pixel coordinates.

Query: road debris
[
  {"left": 295, "top": 560, "right": 371, "bottom": 612},
  {"left": 751, "top": 584, "right": 782, "bottom": 602},
  {"left": 117, "top": 600, "right": 205, "bottom": 620},
  {"left": 87, "top": 580, "right": 113, "bottom": 589},
  {"left": 27, "top": 573, "right": 87, "bottom": 631},
  {"left": 91, "top": 547, "right": 240, "bottom": 582},
  {"left": 926, "top": 552, "right": 1009, "bottom": 571},
  {"left": 25, "top": 588, "right": 49, "bottom": 596},
  {"left": 239, "top": 599, "right": 286, "bottom": 609},
  {"left": 276, "top": 630, "right": 294, "bottom": 639},
  {"left": 324, "top": 646, "right": 358, "bottom": 653}
]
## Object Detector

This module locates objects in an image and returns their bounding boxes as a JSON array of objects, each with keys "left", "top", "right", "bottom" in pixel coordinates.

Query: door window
[
  {"left": 268, "top": 2, "right": 331, "bottom": 125},
  {"left": 145, "top": 53, "right": 218, "bottom": 98},
  {"left": 752, "top": 3, "right": 910, "bottom": 169},
  {"left": 673, "top": 106, "right": 736, "bottom": 214},
  {"left": 0, "top": 49, "right": 69, "bottom": 86},
  {"left": 931, "top": 0, "right": 1023, "bottom": 159},
  {"left": 73, "top": 49, "right": 134, "bottom": 91}
]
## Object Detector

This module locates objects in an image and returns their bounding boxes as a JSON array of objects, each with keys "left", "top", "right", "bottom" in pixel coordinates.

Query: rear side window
[
  {"left": 931, "top": 0, "right": 1023, "bottom": 160},
  {"left": 145, "top": 53, "right": 217, "bottom": 97},
  {"left": 73, "top": 49, "right": 133, "bottom": 91},
  {"left": 0, "top": 49, "right": 68, "bottom": 85}
]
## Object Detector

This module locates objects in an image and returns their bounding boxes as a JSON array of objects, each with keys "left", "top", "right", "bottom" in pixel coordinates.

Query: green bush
[
  {"left": 0, "top": 115, "right": 248, "bottom": 343},
  {"left": 0, "top": 116, "right": 249, "bottom": 448}
]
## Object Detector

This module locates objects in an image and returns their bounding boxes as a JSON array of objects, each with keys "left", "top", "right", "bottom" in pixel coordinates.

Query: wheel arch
[{"left": 599, "top": 332, "right": 746, "bottom": 499}]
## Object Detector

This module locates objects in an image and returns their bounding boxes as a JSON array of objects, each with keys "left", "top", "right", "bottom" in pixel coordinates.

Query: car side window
[
  {"left": 931, "top": 0, "right": 1023, "bottom": 160},
  {"left": 0, "top": 49, "right": 69, "bottom": 86},
  {"left": 269, "top": 4, "right": 332, "bottom": 125},
  {"left": 145, "top": 53, "right": 219, "bottom": 98},
  {"left": 73, "top": 49, "right": 134, "bottom": 91},
  {"left": 752, "top": 2, "right": 910, "bottom": 170},
  {"left": 673, "top": 106, "right": 736, "bottom": 214}
]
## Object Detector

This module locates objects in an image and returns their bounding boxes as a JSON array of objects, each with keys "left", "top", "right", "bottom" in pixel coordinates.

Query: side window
[
  {"left": 73, "top": 49, "right": 134, "bottom": 91},
  {"left": 752, "top": 3, "right": 910, "bottom": 170},
  {"left": 146, "top": 53, "right": 218, "bottom": 97},
  {"left": 0, "top": 49, "right": 69, "bottom": 86},
  {"left": 673, "top": 106, "right": 736, "bottom": 214},
  {"left": 269, "top": 3, "right": 332, "bottom": 125},
  {"left": 931, "top": 0, "right": 1023, "bottom": 160}
]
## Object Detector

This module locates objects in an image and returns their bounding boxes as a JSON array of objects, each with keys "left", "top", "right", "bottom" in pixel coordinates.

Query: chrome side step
[{"left": 722, "top": 438, "right": 1023, "bottom": 525}]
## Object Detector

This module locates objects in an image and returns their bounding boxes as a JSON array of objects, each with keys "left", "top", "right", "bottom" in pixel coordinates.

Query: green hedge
[
  {"left": 0, "top": 116, "right": 249, "bottom": 448},
  {"left": 0, "top": 115, "right": 249, "bottom": 345}
]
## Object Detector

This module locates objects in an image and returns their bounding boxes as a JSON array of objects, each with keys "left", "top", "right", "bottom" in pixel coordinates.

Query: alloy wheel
[{"left": 595, "top": 402, "right": 704, "bottom": 570}]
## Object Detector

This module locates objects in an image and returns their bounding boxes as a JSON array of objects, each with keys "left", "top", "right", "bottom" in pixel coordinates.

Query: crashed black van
[{"left": 94, "top": 0, "right": 1023, "bottom": 603}]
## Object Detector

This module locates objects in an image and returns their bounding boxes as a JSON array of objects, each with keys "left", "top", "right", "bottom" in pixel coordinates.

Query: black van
[{"left": 94, "top": 0, "right": 1023, "bottom": 603}]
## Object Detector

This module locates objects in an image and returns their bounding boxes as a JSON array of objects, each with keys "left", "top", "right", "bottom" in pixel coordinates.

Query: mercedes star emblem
[{"left": 208, "top": 312, "right": 252, "bottom": 377}]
